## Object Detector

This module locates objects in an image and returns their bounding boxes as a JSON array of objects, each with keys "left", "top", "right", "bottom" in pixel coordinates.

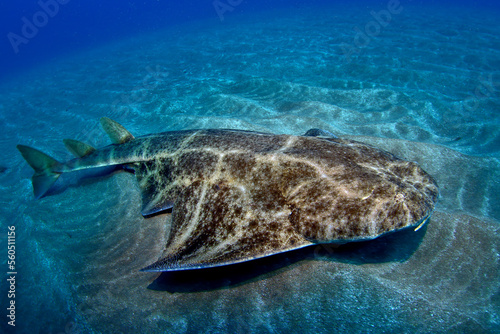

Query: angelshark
[{"left": 17, "top": 118, "right": 438, "bottom": 271}]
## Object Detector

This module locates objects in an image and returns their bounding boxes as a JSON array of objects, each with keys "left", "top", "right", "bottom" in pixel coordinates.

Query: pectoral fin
[{"left": 141, "top": 180, "right": 312, "bottom": 272}]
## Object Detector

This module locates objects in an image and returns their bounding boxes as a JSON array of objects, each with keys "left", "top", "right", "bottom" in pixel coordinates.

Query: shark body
[{"left": 17, "top": 118, "right": 439, "bottom": 271}]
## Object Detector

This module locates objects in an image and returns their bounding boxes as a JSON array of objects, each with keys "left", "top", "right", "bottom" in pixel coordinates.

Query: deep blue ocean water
[
  {"left": 2, "top": 0, "right": 499, "bottom": 79},
  {"left": 1, "top": 1, "right": 499, "bottom": 333},
  {"left": 0, "top": 0, "right": 319, "bottom": 79}
]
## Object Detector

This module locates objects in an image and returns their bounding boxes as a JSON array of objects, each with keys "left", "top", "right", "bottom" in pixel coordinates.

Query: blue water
[
  {"left": 2, "top": 0, "right": 499, "bottom": 78},
  {"left": 0, "top": 0, "right": 320, "bottom": 79},
  {"left": 1, "top": 1, "right": 500, "bottom": 333}
]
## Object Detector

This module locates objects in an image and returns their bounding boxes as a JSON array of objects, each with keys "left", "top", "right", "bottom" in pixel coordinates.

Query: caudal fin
[{"left": 16, "top": 145, "right": 62, "bottom": 199}]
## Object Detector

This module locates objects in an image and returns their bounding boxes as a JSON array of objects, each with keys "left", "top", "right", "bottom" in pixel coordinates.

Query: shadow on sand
[{"left": 148, "top": 222, "right": 428, "bottom": 293}]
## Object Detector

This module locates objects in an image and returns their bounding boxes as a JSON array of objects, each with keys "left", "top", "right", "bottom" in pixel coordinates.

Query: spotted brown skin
[{"left": 55, "top": 128, "right": 439, "bottom": 271}]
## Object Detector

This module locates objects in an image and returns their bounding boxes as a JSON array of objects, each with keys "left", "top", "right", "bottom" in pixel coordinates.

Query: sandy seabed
[{"left": 0, "top": 4, "right": 499, "bottom": 333}]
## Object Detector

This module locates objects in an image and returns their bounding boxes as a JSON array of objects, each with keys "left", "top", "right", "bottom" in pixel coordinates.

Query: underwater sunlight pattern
[{"left": 0, "top": 1, "right": 499, "bottom": 333}]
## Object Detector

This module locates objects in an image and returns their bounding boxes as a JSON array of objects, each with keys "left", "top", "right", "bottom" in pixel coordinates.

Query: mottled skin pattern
[{"left": 60, "top": 129, "right": 438, "bottom": 271}]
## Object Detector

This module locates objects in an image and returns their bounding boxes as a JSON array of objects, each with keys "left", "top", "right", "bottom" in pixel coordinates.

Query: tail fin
[{"left": 16, "top": 145, "right": 62, "bottom": 199}]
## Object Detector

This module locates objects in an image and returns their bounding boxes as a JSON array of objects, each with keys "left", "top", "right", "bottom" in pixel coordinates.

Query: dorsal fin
[
  {"left": 63, "top": 139, "right": 96, "bottom": 158},
  {"left": 100, "top": 117, "right": 135, "bottom": 144}
]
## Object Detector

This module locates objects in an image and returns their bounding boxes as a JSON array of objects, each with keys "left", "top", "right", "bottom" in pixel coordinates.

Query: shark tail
[{"left": 17, "top": 145, "right": 63, "bottom": 199}]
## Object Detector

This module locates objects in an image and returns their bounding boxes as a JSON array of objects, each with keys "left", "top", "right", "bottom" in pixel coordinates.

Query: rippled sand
[{"left": 0, "top": 4, "right": 498, "bottom": 333}]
